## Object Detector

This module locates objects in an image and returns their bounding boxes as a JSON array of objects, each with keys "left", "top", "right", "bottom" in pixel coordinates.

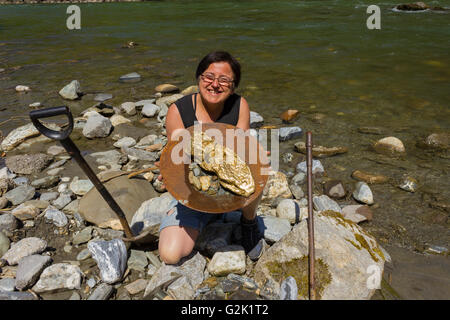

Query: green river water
[{"left": 0, "top": 0, "right": 449, "bottom": 299}]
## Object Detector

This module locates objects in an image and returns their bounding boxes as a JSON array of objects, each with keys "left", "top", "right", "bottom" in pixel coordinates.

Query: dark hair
[{"left": 195, "top": 51, "right": 241, "bottom": 88}]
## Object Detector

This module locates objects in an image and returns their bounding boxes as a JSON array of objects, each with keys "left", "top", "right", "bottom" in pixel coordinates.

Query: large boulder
[
  {"left": 252, "top": 210, "right": 388, "bottom": 300},
  {"left": 6, "top": 153, "right": 53, "bottom": 175},
  {"left": 78, "top": 175, "right": 158, "bottom": 230}
]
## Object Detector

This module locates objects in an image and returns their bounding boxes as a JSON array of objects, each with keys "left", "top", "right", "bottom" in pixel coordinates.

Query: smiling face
[{"left": 198, "top": 61, "right": 235, "bottom": 106}]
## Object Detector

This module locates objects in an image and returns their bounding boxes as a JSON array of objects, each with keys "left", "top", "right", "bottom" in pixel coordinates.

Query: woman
[{"left": 158, "top": 51, "right": 263, "bottom": 265}]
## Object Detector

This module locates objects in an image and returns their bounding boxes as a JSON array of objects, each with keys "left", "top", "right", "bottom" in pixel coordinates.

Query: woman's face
[{"left": 198, "top": 62, "right": 235, "bottom": 106}]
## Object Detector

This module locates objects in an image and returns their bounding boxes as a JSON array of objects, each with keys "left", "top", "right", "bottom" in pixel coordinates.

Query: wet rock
[
  {"left": 250, "top": 111, "right": 264, "bottom": 128},
  {"left": 398, "top": 176, "right": 418, "bottom": 193},
  {"left": 395, "top": 2, "right": 429, "bottom": 11},
  {"left": 59, "top": 80, "right": 81, "bottom": 100},
  {"left": 0, "top": 214, "right": 19, "bottom": 233},
  {"left": 1, "top": 237, "right": 47, "bottom": 266},
  {"left": 87, "top": 283, "right": 114, "bottom": 300},
  {"left": 280, "top": 276, "right": 298, "bottom": 300},
  {"left": 262, "top": 171, "right": 292, "bottom": 203},
  {"left": 94, "top": 93, "right": 113, "bottom": 102},
  {"left": 15, "top": 85, "right": 31, "bottom": 92},
  {"left": 110, "top": 114, "right": 131, "bottom": 126},
  {"left": 143, "top": 252, "right": 206, "bottom": 300},
  {"left": 127, "top": 249, "right": 148, "bottom": 272},
  {"left": 43, "top": 205, "right": 68, "bottom": 227},
  {"left": 113, "top": 137, "right": 136, "bottom": 149},
  {"left": 313, "top": 195, "right": 342, "bottom": 213},
  {"left": 119, "top": 72, "right": 141, "bottom": 83},
  {"left": 0, "top": 278, "right": 15, "bottom": 291},
  {"left": 324, "top": 180, "right": 346, "bottom": 199},
  {"left": 69, "top": 177, "right": 93, "bottom": 196},
  {"left": 181, "top": 85, "right": 199, "bottom": 95},
  {"left": 6, "top": 153, "right": 52, "bottom": 175},
  {"left": 342, "top": 205, "right": 373, "bottom": 223},
  {"left": 351, "top": 170, "right": 389, "bottom": 184},
  {"left": 259, "top": 215, "right": 292, "bottom": 244},
  {"left": 72, "top": 226, "right": 93, "bottom": 246},
  {"left": 279, "top": 127, "right": 302, "bottom": 142},
  {"left": 294, "top": 141, "right": 348, "bottom": 158},
  {"left": 11, "top": 203, "right": 40, "bottom": 221},
  {"left": 253, "top": 211, "right": 388, "bottom": 300},
  {"left": 125, "top": 279, "right": 148, "bottom": 295},
  {"left": 15, "top": 254, "right": 52, "bottom": 291},
  {"left": 280, "top": 109, "right": 300, "bottom": 123},
  {"left": 31, "top": 176, "right": 60, "bottom": 189},
  {"left": 155, "top": 83, "right": 179, "bottom": 93},
  {"left": 0, "top": 231, "right": 10, "bottom": 257},
  {"left": 82, "top": 112, "right": 112, "bottom": 138},
  {"left": 0, "top": 122, "right": 56, "bottom": 152},
  {"left": 373, "top": 137, "right": 405, "bottom": 156},
  {"left": 296, "top": 160, "right": 325, "bottom": 176},
  {"left": 353, "top": 182, "right": 374, "bottom": 205},
  {"left": 4, "top": 185, "right": 35, "bottom": 206},
  {"left": 423, "top": 133, "right": 450, "bottom": 150},
  {"left": 276, "top": 199, "right": 308, "bottom": 224},
  {"left": 87, "top": 239, "right": 128, "bottom": 284},
  {"left": 32, "top": 263, "right": 83, "bottom": 293},
  {"left": 207, "top": 245, "right": 246, "bottom": 277},
  {"left": 424, "top": 245, "right": 448, "bottom": 256}
]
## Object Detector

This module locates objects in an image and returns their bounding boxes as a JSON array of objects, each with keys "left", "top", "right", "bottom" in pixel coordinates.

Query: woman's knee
[{"left": 158, "top": 227, "right": 198, "bottom": 265}]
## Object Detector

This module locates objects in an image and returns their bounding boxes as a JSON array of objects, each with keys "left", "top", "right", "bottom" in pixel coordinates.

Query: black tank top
[{"left": 174, "top": 93, "right": 241, "bottom": 128}]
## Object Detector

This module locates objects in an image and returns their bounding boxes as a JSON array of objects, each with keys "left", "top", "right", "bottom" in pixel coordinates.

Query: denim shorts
[{"left": 159, "top": 199, "right": 240, "bottom": 233}]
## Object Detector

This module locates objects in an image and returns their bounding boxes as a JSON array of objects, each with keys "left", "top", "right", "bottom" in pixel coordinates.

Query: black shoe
[{"left": 240, "top": 217, "right": 262, "bottom": 254}]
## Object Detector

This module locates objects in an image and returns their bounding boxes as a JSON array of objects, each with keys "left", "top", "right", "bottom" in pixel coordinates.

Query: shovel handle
[{"left": 29, "top": 106, "right": 73, "bottom": 140}]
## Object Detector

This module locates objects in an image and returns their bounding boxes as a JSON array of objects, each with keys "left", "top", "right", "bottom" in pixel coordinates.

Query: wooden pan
[{"left": 159, "top": 123, "right": 270, "bottom": 213}]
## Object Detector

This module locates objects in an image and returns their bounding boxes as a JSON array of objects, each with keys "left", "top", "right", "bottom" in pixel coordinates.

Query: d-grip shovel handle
[{"left": 29, "top": 106, "right": 73, "bottom": 140}]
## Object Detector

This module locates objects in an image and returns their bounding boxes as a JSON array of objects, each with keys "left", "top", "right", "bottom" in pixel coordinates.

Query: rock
[
  {"left": 0, "top": 196, "right": 8, "bottom": 209},
  {"left": 15, "top": 85, "right": 31, "bottom": 92},
  {"left": 313, "top": 195, "right": 342, "bottom": 213},
  {"left": 89, "top": 150, "right": 123, "bottom": 169},
  {"left": 12, "top": 177, "right": 27, "bottom": 186},
  {"left": 423, "top": 133, "right": 450, "bottom": 150},
  {"left": 351, "top": 170, "right": 389, "bottom": 184},
  {"left": 11, "top": 204, "right": 40, "bottom": 221},
  {"left": 43, "top": 205, "right": 68, "bottom": 227},
  {"left": 280, "top": 276, "right": 298, "bottom": 300},
  {"left": 15, "top": 254, "right": 52, "bottom": 291},
  {"left": 342, "top": 205, "right": 373, "bottom": 222},
  {"left": 0, "top": 278, "right": 15, "bottom": 291},
  {"left": 69, "top": 177, "right": 94, "bottom": 196},
  {"left": 296, "top": 160, "right": 325, "bottom": 176},
  {"left": 76, "top": 248, "right": 91, "bottom": 261},
  {"left": 0, "top": 214, "right": 19, "bottom": 233},
  {"left": 250, "top": 111, "right": 264, "bottom": 128},
  {"left": 207, "top": 245, "right": 246, "bottom": 276},
  {"left": 259, "top": 215, "right": 292, "bottom": 244},
  {"left": 280, "top": 110, "right": 300, "bottom": 123},
  {"left": 395, "top": 2, "right": 429, "bottom": 11},
  {"left": 48, "top": 159, "right": 67, "bottom": 169},
  {"left": 110, "top": 114, "right": 131, "bottom": 126},
  {"left": 294, "top": 141, "right": 348, "bottom": 158},
  {"left": 120, "top": 102, "right": 137, "bottom": 116},
  {"left": 0, "top": 291, "right": 38, "bottom": 300},
  {"left": 352, "top": 182, "right": 374, "bottom": 205},
  {"left": 4, "top": 185, "right": 35, "bottom": 206},
  {"left": 32, "top": 263, "right": 83, "bottom": 293},
  {"left": 398, "top": 176, "right": 418, "bottom": 193},
  {"left": 262, "top": 171, "right": 292, "bottom": 203},
  {"left": 51, "top": 193, "right": 73, "bottom": 210},
  {"left": 279, "top": 127, "right": 302, "bottom": 142},
  {"left": 31, "top": 176, "right": 60, "bottom": 189},
  {"left": 6, "top": 153, "right": 52, "bottom": 175},
  {"left": 291, "top": 172, "right": 306, "bottom": 186},
  {"left": 87, "top": 283, "right": 114, "bottom": 300},
  {"left": 0, "top": 122, "right": 58, "bottom": 152},
  {"left": 80, "top": 175, "right": 158, "bottom": 230},
  {"left": 59, "top": 80, "right": 81, "bottom": 100},
  {"left": 155, "top": 83, "right": 179, "bottom": 93},
  {"left": 1, "top": 237, "right": 47, "bottom": 265},
  {"left": 87, "top": 239, "right": 128, "bottom": 284},
  {"left": 130, "top": 194, "right": 176, "bottom": 238},
  {"left": 0, "top": 231, "right": 10, "bottom": 257},
  {"left": 289, "top": 184, "right": 304, "bottom": 200},
  {"left": 276, "top": 199, "right": 308, "bottom": 224},
  {"left": 143, "top": 252, "right": 206, "bottom": 300},
  {"left": 82, "top": 112, "right": 112, "bottom": 138},
  {"left": 155, "top": 94, "right": 184, "bottom": 108},
  {"left": 253, "top": 211, "right": 388, "bottom": 300},
  {"left": 373, "top": 137, "right": 405, "bottom": 156},
  {"left": 113, "top": 137, "right": 136, "bottom": 149},
  {"left": 122, "top": 146, "right": 159, "bottom": 162},
  {"left": 125, "top": 279, "right": 148, "bottom": 295},
  {"left": 127, "top": 249, "right": 148, "bottom": 272},
  {"left": 181, "top": 85, "right": 199, "bottom": 95},
  {"left": 141, "top": 103, "right": 160, "bottom": 117},
  {"left": 94, "top": 93, "right": 113, "bottom": 102},
  {"left": 425, "top": 245, "right": 448, "bottom": 256},
  {"left": 135, "top": 99, "right": 156, "bottom": 107},
  {"left": 119, "top": 72, "right": 141, "bottom": 83},
  {"left": 323, "top": 180, "right": 346, "bottom": 199},
  {"left": 72, "top": 226, "right": 93, "bottom": 246}
]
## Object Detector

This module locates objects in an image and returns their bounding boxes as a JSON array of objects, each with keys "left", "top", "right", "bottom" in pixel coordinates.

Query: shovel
[{"left": 29, "top": 106, "right": 154, "bottom": 244}]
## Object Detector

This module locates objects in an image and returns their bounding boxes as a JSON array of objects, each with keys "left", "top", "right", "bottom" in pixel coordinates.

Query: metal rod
[
  {"left": 59, "top": 138, "right": 135, "bottom": 239},
  {"left": 306, "top": 131, "right": 316, "bottom": 300}
]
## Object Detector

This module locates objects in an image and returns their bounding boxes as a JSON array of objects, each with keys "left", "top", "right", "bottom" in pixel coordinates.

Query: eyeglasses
[{"left": 200, "top": 72, "right": 234, "bottom": 87}]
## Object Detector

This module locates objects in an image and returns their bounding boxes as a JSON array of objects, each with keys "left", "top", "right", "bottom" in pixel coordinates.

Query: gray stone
[
  {"left": 94, "top": 93, "right": 113, "bottom": 102},
  {"left": 93, "top": 227, "right": 124, "bottom": 241},
  {"left": 31, "top": 176, "right": 60, "bottom": 189},
  {"left": 69, "top": 292, "right": 81, "bottom": 300},
  {"left": 87, "top": 239, "right": 128, "bottom": 284},
  {"left": 39, "top": 192, "right": 59, "bottom": 202},
  {"left": 142, "top": 103, "right": 160, "bottom": 117},
  {"left": 46, "top": 167, "right": 65, "bottom": 177},
  {"left": 279, "top": 127, "right": 303, "bottom": 141},
  {"left": 296, "top": 160, "right": 325, "bottom": 176},
  {"left": 69, "top": 177, "right": 94, "bottom": 196},
  {"left": 59, "top": 80, "right": 81, "bottom": 100},
  {"left": 4, "top": 185, "right": 35, "bottom": 206},
  {"left": 0, "top": 214, "right": 19, "bottom": 233},
  {"left": 15, "top": 254, "right": 52, "bottom": 290},
  {"left": 352, "top": 182, "right": 374, "bottom": 205},
  {"left": 11, "top": 203, "right": 40, "bottom": 221},
  {"left": 155, "top": 94, "right": 183, "bottom": 108},
  {"left": 88, "top": 283, "right": 114, "bottom": 300},
  {"left": 32, "top": 263, "right": 83, "bottom": 293},
  {"left": 120, "top": 102, "right": 137, "bottom": 116},
  {"left": 121, "top": 146, "right": 159, "bottom": 162},
  {"left": 82, "top": 112, "right": 112, "bottom": 138},
  {"left": 72, "top": 226, "right": 93, "bottom": 246},
  {"left": 113, "top": 137, "right": 136, "bottom": 149},
  {"left": 1, "top": 237, "right": 47, "bottom": 265},
  {"left": 291, "top": 172, "right": 306, "bottom": 186},
  {"left": 276, "top": 199, "right": 308, "bottom": 224},
  {"left": 135, "top": 99, "right": 156, "bottom": 107},
  {"left": 289, "top": 184, "right": 304, "bottom": 200},
  {"left": 259, "top": 215, "right": 292, "bottom": 244},
  {"left": 0, "top": 278, "right": 16, "bottom": 291},
  {"left": 125, "top": 279, "right": 148, "bottom": 295},
  {"left": 61, "top": 199, "right": 79, "bottom": 214},
  {"left": 0, "top": 231, "right": 10, "bottom": 257},
  {"left": 0, "top": 291, "right": 38, "bottom": 300},
  {"left": 89, "top": 150, "right": 122, "bottom": 168},
  {"left": 0, "top": 122, "right": 55, "bottom": 152},
  {"left": 119, "top": 72, "right": 141, "bottom": 83},
  {"left": 127, "top": 249, "right": 148, "bottom": 272},
  {"left": 47, "top": 145, "right": 66, "bottom": 156},
  {"left": 280, "top": 276, "right": 298, "bottom": 300},
  {"left": 12, "top": 177, "right": 27, "bottom": 186},
  {"left": 6, "top": 153, "right": 52, "bottom": 175},
  {"left": 250, "top": 111, "right": 264, "bottom": 128},
  {"left": 0, "top": 196, "right": 9, "bottom": 209},
  {"left": 325, "top": 180, "right": 346, "bottom": 199},
  {"left": 207, "top": 245, "right": 246, "bottom": 276},
  {"left": 87, "top": 278, "right": 97, "bottom": 288},
  {"left": 398, "top": 176, "right": 418, "bottom": 193},
  {"left": 44, "top": 205, "right": 68, "bottom": 227},
  {"left": 313, "top": 195, "right": 342, "bottom": 213}
]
